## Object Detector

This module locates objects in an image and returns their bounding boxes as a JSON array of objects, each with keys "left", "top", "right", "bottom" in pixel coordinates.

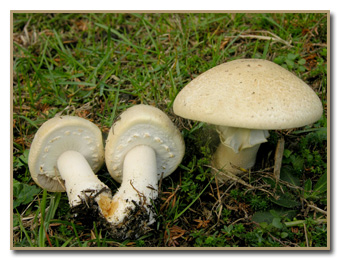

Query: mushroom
[
  {"left": 28, "top": 116, "right": 110, "bottom": 211},
  {"left": 173, "top": 59, "right": 323, "bottom": 181},
  {"left": 105, "top": 104, "right": 185, "bottom": 239}
]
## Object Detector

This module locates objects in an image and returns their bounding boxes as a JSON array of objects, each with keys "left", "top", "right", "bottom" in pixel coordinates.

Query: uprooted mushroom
[
  {"left": 28, "top": 105, "right": 185, "bottom": 239},
  {"left": 104, "top": 104, "right": 185, "bottom": 239},
  {"left": 28, "top": 116, "right": 110, "bottom": 211}
]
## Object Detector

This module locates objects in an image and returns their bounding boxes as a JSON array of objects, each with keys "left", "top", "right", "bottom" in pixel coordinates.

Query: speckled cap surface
[
  {"left": 28, "top": 116, "right": 105, "bottom": 192},
  {"left": 173, "top": 59, "right": 323, "bottom": 130}
]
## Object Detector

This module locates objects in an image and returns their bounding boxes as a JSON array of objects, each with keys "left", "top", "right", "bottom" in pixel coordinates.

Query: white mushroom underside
[
  {"left": 34, "top": 126, "right": 102, "bottom": 181},
  {"left": 106, "top": 124, "right": 182, "bottom": 183}
]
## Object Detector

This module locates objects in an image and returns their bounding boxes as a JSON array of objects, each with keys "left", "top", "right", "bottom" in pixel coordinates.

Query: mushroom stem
[
  {"left": 57, "top": 150, "right": 110, "bottom": 207},
  {"left": 212, "top": 126, "right": 269, "bottom": 180},
  {"left": 212, "top": 143, "right": 261, "bottom": 178},
  {"left": 108, "top": 144, "right": 158, "bottom": 225}
]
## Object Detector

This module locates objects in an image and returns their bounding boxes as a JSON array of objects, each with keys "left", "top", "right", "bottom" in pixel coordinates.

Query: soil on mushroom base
[{"left": 70, "top": 189, "right": 160, "bottom": 241}]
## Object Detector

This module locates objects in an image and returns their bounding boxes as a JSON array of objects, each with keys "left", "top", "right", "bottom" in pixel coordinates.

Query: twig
[
  {"left": 130, "top": 180, "right": 147, "bottom": 206},
  {"left": 304, "top": 223, "right": 309, "bottom": 247},
  {"left": 160, "top": 185, "right": 180, "bottom": 211},
  {"left": 206, "top": 165, "right": 253, "bottom": 188},
  {"left": 207, "top": 165, "right": 276, "bottom": 198},
  {"left": 224, "top": 30, "right": 292, "bottom": 47},
  {"left": 261, "top": 172, "right": 305, "bottom": 192},
  {"left": 230, "top": 217, "right": 247, "bottom": 226},
  {"left": 284, "top": 218, "right": 327, "bottom": 227},
  {"left": 273, "top": 137, "right": 285, "bottom": 180},
  {"left": 307, "top": 203, "right": 327, "bottom": 215}
]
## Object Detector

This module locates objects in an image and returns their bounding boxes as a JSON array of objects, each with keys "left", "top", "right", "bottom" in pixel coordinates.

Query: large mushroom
[
  {"left": 173, "top": 59, "right": 323, "bottom": 181},
  {"left": 104, "top": 104, "right": 185, "bottom": 239},
  {"left": 28, "top": 116, "right": 110, "bottom": 212}
]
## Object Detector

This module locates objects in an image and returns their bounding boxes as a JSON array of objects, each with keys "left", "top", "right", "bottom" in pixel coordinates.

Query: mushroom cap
[
  {"left": 173, "top": 59, "right": 323, "bottom": 130},
  {"left": 105, "top": 104, "right": 185, "bottom": 183},
  {"left": 28, "top": 116, "right": 105, "bottom": 192}
]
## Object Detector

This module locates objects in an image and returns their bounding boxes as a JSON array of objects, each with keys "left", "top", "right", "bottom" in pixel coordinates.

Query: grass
[{"left": 12, "top": 12, "right": 328, "bottom": 248}]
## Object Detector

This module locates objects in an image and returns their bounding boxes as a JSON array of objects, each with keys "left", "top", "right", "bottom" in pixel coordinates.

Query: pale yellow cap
[{"left": 173, "top": 59, "right": 323, "bottom": 130}]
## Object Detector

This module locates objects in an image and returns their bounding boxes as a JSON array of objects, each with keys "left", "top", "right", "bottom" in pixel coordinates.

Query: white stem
[
  {"left": 57, "top": 150, "right": 109, "bottom": 207},
  {"left": 212, "top": 143, "right": 261, "bottom": 178},
  {"left": 107, "top": 145, "right": 158, "bottom": 224},
  {"left": 212, "top": 126, "right": 269, "bottom": 181}
]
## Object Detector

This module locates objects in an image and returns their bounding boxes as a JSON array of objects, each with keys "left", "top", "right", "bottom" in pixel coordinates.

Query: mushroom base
[
  {"left": 81, "top": 145, "right": 160, "bottom": 240},
  {"left": 103, "top": 197, "right": 159, "bottom": 240},
  {"left": 211, "top": 143, "right": 261, "bottom": 182},
  {"left": 70, "top": 189, "right": 158, "bottom": 240},
  {"left": 70, "top": 187, "right": 112, "bottom": 227}
]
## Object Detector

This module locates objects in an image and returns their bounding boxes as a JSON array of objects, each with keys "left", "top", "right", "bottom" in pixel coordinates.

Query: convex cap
[
  {"left": 28, "top": 116, "right": 105, "bottom": 192},
  {"left": 174, "top": 59, "right": 323, "bottom": 130},
  {"left": 105, "top": 104, "right": 185, "bottom": 183}
]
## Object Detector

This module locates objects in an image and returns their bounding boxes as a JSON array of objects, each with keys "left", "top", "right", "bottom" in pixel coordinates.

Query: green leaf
[
  {"left": 290, "top": 155, "right": 305, "bottom": 172},
  {"left": 271, "top": 193, "right": 301, "bottom": 208},
  {"left": 273, "top": 56, "right": 285, "bottom": 65},
  {"left": 298, "top": 58, "right": 306, "bottom": 65},
  {"left": 262, "top": 177, "right": 276, "bottom": 188},
  {"left": 281, "top": 232, "right": 289, "bottom": 239},
  {"left": 272, "top": 217, "right": 283, "bottom": 229},
  {"left": 304, "top": 179, "right": 313, "bottom": 192},
  {"left": 287, "top": 53, "right": 299, "bottom": 61},
  {"left": 298, "top": 65, "right": 306, "bottom": 72},
  {"left": 283, "top": 149, "right": 293, "bottom": 158},
  {"left": 14, "top": 150, "right": 30, "bottom": 169},
  {"left": 252, "top": 211, "right": 274, "bottom": 224},
  {"left": 13, "top": 214, "right": 20, "bottom": 227},
  {"left": 313, "top": 173, "right": 327, "bottom": 195},
  {"left": 13, "top": 179, "right": 41, "bottom": 209},
  {"left": 280, "top": 166, "right": 300, "bottom": 186},
  {"left": 285, "top": 59, "right": 295, "bottom": 69},
  {"left": 252, "top": 209, "right": 297, "bottom": 224}
]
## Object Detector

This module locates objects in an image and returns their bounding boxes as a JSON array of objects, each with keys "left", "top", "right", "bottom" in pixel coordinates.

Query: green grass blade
[
  {"left": 71, "top": 222, "right": 82, "bottom": 247},
  {"left": 95, "top": 23, "right": 158, "bottom": 54},
  {"left": 16, "top": 212, "right": 34, "bottom": 247},
  {"left": 61, "top": 237, "right": 74, "bottom": 247},
  {"left": 53, "top": 29, "right": 89, "bottom": 73},
  {"left": 88, "top": 48, "right": 114, "bottom": 83},
  {"left": 57, "top": 81, "right": 97, "bottom": 87},
  {"left": 108, "top": 85, "right": 121, "bottom": 126},
  {"left": 174, "top": 177, "right": 215, "bottom": 220},
  {"left": 38, "top": 189, "right": 48, "bottom": 247},
  {"left": 293, "top": 127, "right": 327, "bottom": 134},
  {"left": 17, "top": 115, "right": 39, "bottom": 129}
]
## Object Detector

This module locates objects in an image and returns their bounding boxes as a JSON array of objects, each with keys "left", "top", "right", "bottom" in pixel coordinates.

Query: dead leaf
[
  {"left": 194, "top": 218, "right": 210, "bottom": 229},
  {"left": 164, "top": 225, "right": 187, "bottom": 247}
]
